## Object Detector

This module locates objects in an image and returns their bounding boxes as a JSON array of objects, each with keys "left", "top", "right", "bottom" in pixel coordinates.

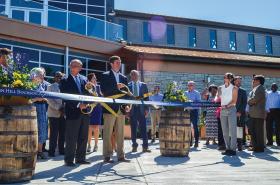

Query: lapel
[
  {"left": 109, "top": 70, "right": 118, "bottom": 84},
  {"left": 69, "top": 74, "right": 81, "bottom": 93}
]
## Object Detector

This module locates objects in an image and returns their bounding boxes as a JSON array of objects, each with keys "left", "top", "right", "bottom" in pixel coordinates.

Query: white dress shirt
[{"left": 111, "top": 70, "right": 120, "bottom": 83}]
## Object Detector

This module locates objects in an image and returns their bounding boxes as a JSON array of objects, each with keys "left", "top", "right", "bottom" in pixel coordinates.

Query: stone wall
[{"left": 143, "top": 70, "right": 280, "bottom": 94}]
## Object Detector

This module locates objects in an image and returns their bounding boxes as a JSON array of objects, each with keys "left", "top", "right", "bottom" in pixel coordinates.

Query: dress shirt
[
  {"left": 266, "top": 90, "right": 280, "bottom": 111},
  {"left": 184, "top": 90, "right": 201, "bottom": 110},
  {"left": 111, "top": 69, "right": 120, "bottom": 83},
  {"left": 149, "top": 93, "right": 164, "bottom": 102}
]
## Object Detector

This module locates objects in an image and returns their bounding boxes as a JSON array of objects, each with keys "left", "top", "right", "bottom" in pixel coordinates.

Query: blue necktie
[{"left": 74, "top": 76, "right": 81, "bottom": 93}]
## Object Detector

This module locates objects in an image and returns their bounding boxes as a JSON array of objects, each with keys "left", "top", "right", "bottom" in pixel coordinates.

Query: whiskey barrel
[
  {"left": 159, "top": 110, "right": 191, "bottom": 157},
  {"left": 0, "top": 105, "right": 38, "bottom": 183}
]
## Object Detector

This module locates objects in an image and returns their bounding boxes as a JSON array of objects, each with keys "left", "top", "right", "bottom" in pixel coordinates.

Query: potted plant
[
  {"left": 159, "top": 81, "right": 191, "bottom": 157},
  {"left": 199, "top": 112, "right": 206, "bottom": 139}
]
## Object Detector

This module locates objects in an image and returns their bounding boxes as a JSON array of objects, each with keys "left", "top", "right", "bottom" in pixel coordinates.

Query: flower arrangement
[
  {"left": 163, "top": 81, "right": 188, "bottom": 110},
  {"left": 0, "top": 48, "right": 35, "bottom": 105}
]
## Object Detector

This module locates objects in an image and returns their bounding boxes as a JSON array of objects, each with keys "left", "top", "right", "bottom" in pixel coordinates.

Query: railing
[{"left": 0, "top": 0, "right": 123, "bottom": 42}]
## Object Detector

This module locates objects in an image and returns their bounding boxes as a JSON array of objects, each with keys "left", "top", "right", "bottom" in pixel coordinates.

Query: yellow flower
[
  {"left": 12, "top": 80, "right": 24, "bottom": 88},
  {"left": 13, "top": 72, "right": 22, "bottom": 80}
]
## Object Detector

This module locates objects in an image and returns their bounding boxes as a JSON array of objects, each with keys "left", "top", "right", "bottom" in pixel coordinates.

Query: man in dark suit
[
  {"left": 100, "top": 56, "right": 130, "bottom": 163},
  {"left": 248, "top": 75, "right": 266, "bottom": 152},
  {"left": 128, "top": 70, "right": 151, "bottom": 153},
  {"left": 234, "top": 76, "right": 247, "bottom": 151},
  {"left": 60, "top": 59, "right": 90, "bottom": 166}
]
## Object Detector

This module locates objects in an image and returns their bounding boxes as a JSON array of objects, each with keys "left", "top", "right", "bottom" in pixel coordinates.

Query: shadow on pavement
[
  {"left": 222, "top": 155, "right": 245, "bottom": 167},
  {"left": 154, "top": 155, "right": 190, "bottom": 166}
]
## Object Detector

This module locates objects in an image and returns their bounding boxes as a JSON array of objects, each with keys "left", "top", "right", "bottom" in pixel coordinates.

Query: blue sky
[{"left": 115, "top": 0, "right": 280, "bottom": 30}]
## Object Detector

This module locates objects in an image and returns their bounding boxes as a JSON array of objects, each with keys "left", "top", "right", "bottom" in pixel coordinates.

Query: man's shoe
[
  {"left": 142, "top": 148, "right": 152, "bottom": 153},
  {"left": 103, "top": 157, "right": 114, "bottom": 163},
  {"left": 151, "top": 138, "right": 155, "bottom": 143},
  {"left": 48, "top": 153, "right": 55, "bottom": 157},
  {"left": 218, "top": 145, "right": 226, "bottom": 150},
  {"left": 266, "top": 142, "right": 273, "bottom": 146},
  {"left": 228, "top": 150, "right": 237, "bottom": 156},
  {"left": 222, "top": 150, "right": 230, "bottom": 155},
  {"left": 118, "top": 157, "right": 130, "bottom": 162},
  {"left": 76, "top": 160, "right": 90, "bottom": 165},
  {"left": 194, "top": 142, "right": 199, "bottom": 148},
  {"left": 132, "top": 147, "right": 137, "bottom": 152},
  {"left": 65, "top": 162, "right": 75, "bottom": 167}
]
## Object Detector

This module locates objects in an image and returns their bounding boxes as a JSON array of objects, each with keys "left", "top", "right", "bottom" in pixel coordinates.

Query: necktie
[
  {"left": 133, "top": 82, "right": 138, "bottom": 96},
  {"left": 74, "top": 76, "right": 81, "bottom": 93}
]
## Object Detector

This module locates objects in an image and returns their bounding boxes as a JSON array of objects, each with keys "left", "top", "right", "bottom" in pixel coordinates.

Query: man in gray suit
[
  {"left": 248, "top": 75, "right": 266, "bottom": 152},
  {"left": 128, "top": 70, "right": 151, "bottom": 153}
]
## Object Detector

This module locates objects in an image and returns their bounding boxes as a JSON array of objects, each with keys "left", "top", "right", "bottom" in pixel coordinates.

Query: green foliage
[{"left": 164, "top": 81, "right": 188, "bottom": 103}]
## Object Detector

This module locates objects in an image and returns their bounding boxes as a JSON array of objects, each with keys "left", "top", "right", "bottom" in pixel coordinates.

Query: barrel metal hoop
[
  {"left": 160, "top": 140, "right": 190, "bottom": 143},
  {"left": 0, "top": 153, "right": 36, "bottom": 158},
  {"left": 0, "top": 168, "right": 34, "bottom": 174},
  {"left": 160, "top": 116, "right": 190, "bottom": 119},
  {"left": 0, "top": 115, "right": 36, "bottom": 120},
  {"left": 159, "top": 124, "right": 191, "bottom": 127},
  {"left": 0, "top": 131, "right": 37, "bottom": 135}
]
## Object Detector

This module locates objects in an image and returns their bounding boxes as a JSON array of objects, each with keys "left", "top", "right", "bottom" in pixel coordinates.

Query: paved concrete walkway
[{"left": 17, "top": 140, "right": 280, "bottom": 185}]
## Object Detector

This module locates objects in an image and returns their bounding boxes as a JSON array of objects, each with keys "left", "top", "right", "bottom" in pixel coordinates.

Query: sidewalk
[{"left": 18, "top": 140, "right": 280, "bottom": 185}]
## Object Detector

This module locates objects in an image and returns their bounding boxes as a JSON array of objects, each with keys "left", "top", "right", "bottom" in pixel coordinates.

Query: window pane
[
  {"left": 48, "top": 2, "right": 67, "bottom": 10},
  {"left": 26, "top": 61, "right": 39, "bottom": 70},
  {"left": 88, "top": 14, "right": 105, "bottom": 20},
  {"left": 210, "top": 30, "right": 217, "bottom": 49},
  {"left": 229, "top": 32, "right": 237, "bottom": 51},
  {"left": 69, "top": 0, "right": 86, "bottom": 4},
  {"left": 41, "top": 52, "right": 64, "bottom": 66},
  {"left": 13, "top": 47, "right": 39, "bottom": 62},
  {"left": 119, "top": 19, "right": 127, "bottom": 40},
  {"left": 48, "top": 10, "right": 67, "bottom": 30},
  {"left": 29, "top": 11, "right": 41, "bottom": 25},
  {"left": 0, "top": 44, "right": 11, "bottom": 49},
  {"left": 87, "top": 17, "right": 105, "bottom": 39},
  {"left": 0, "top": 5, "right": 5, "bottom": 14},
  {"left": 12, "top": 10, "right": 25, "bottom": 21},
  {"left": 266, "top": 36, "right": 273, "bottom": 54},
  {"left": 68, "top": 12, "right": 86, "bottom": 35},
  {"left": 69, "top": 3, "right": 86, "bottom": 13},
  {"left": 88, "top": 0, "right": 105, "bottom": 6},
  {"left": 143, "top": 22, "right": 151, "bottom": 43},
  {"left": 11, "top": 0, "right": 43, "bottom": 9},
  {"left": 41, "top": 64, "right": 65, "bottom": 77},
  {"left": 167, "top": 25, "right": 175, "bottom": 45},
  {"left": 0, "top": 0, "right": 5, "bottom": 5},
  {"left": 87, "top": 6, "right": 105, "bottom": 15},
  {"left": 88, "top": 59, "right": 106, "bottom": 71},
  {"left": 188, "top": 27, "right": 196, "bottom": 47},
  {"left": 248, "top": 34, "right": 255, "bottom": 52}
]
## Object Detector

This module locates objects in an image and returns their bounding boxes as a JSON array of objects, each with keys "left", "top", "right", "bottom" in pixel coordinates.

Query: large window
[
  {"left": 143, "top": 22, "right": 151, "bottom": 43},
  {"left": 68, "top": 12, "right": 86, "bottom": 35},
  {"left": 188, "top": 27, "right": 196, "bottom": 47},
  {"left": 209, "top": 29, "right": 217, "bottom": 49},
  {"left": 266, "top": 36, "right": 273, "bottom": 54},
  {"left": 41, "top": 52, "right": 64, "bottom": 66},
  {"left": 119, "top": 19, "right": 127, "bottom": 40},
  {"left": 248, "top": 34, "right": 255, "bottom": 53},
  {"left": 48, "top": 10, "right": 67, "bottom": 30},
  {"left": 167, "top": 25, "right": 175, "bottom": 45},
  {"left": 229, "top": 32, "right": 237, "bottom": 51}
]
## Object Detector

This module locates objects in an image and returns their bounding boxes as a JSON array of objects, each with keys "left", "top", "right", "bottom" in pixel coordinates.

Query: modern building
[{"left": 114, "top": 10, "right": 280, "bottom": 91}]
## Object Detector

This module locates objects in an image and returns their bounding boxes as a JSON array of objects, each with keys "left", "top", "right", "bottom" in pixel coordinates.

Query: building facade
[{"left": 115, "top": 10, "right": 280, "bottom": 92}]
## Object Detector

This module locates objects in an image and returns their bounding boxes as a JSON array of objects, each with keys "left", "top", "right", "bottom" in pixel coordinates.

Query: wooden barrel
[
  {"left": 159, "top": 110, "right": 191, "bottom": 157},
  {"left": 0, "top": 105, "right": 38, "bottom": 183}
]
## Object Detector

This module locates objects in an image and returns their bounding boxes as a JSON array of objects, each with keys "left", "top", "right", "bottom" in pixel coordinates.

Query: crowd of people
[{"left": 2, "top": 48, "right": 279, "bottom": 164}]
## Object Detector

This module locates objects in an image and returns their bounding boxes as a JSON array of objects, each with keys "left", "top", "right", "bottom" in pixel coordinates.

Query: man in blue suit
[
  {"left": 100, "top": 56, "right": 130, "bottom": 163},
  {"left": 60, "top": 59, "right": 90, "bottom": 166},
  {"left": 128, "top": 70, "right": 151, "bottom": 153}
]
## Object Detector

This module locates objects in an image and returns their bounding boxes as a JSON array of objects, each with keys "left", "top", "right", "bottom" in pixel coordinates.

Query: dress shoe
[
  {"left": 194, "top": 142, "right": 199, "bottom": 148},
  {"left": 266, "top": 142, "right": 273, "bottom": 146},
  {"left": 65, "top": 162, "right": 75, "bottom": 167},
  {"left": 142, "top": 148, "right": 151, "bottom": 153},
  {"left": 222, "top": 150, "right": 230, "bottom": 155},
  {"left": 118, "top": 157, "right": 130, "bottom": 162},
  {"left": 103, "top": 157, "right": 114, "bottom": 163},
  {"left": 132, "top": 147, "right": 137, "bottom": 152},
  {"left": 48, "top": 153, "right": 55, "bottom": 157},
  {"left": 76, "top": 160, "right": 90, "bottom": 165},
  {"left": 218, "top": 145, "right": 226, "bottom": 150},
  {"left": 222, "top": 150, "right": 236, "bottom": 156},
  {"left": 151, "top": 138, "right": 155, "bottom": 143}
]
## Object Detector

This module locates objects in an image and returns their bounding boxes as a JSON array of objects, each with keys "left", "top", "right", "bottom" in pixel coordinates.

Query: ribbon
[{"left": 0, "top": 87, "right": 220, "bottom": 108}]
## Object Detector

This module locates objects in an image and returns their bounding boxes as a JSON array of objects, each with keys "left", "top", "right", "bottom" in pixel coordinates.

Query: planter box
[{"left": 200, "top": 125, "right": 206, "bottom": 139}]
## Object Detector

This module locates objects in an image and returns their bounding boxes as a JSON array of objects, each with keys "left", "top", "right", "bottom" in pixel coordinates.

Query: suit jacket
[
  {"left": 128, "top": 81, "right": 149, "bottom": 116},
  {"left": 59, "top": 74, "right": 88, "bottom": 120},
  {"left": 248, "top": 85, "right": 266, "bottom": 119},
  {"left": 100, "top": 70, "right": 128, "bottom": 114},
  {"left": 236, "top": 87, "right": 247, "bottom": 114},
  {"left": 47, "top": 82, "right": 63, "bottom": 118}
]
